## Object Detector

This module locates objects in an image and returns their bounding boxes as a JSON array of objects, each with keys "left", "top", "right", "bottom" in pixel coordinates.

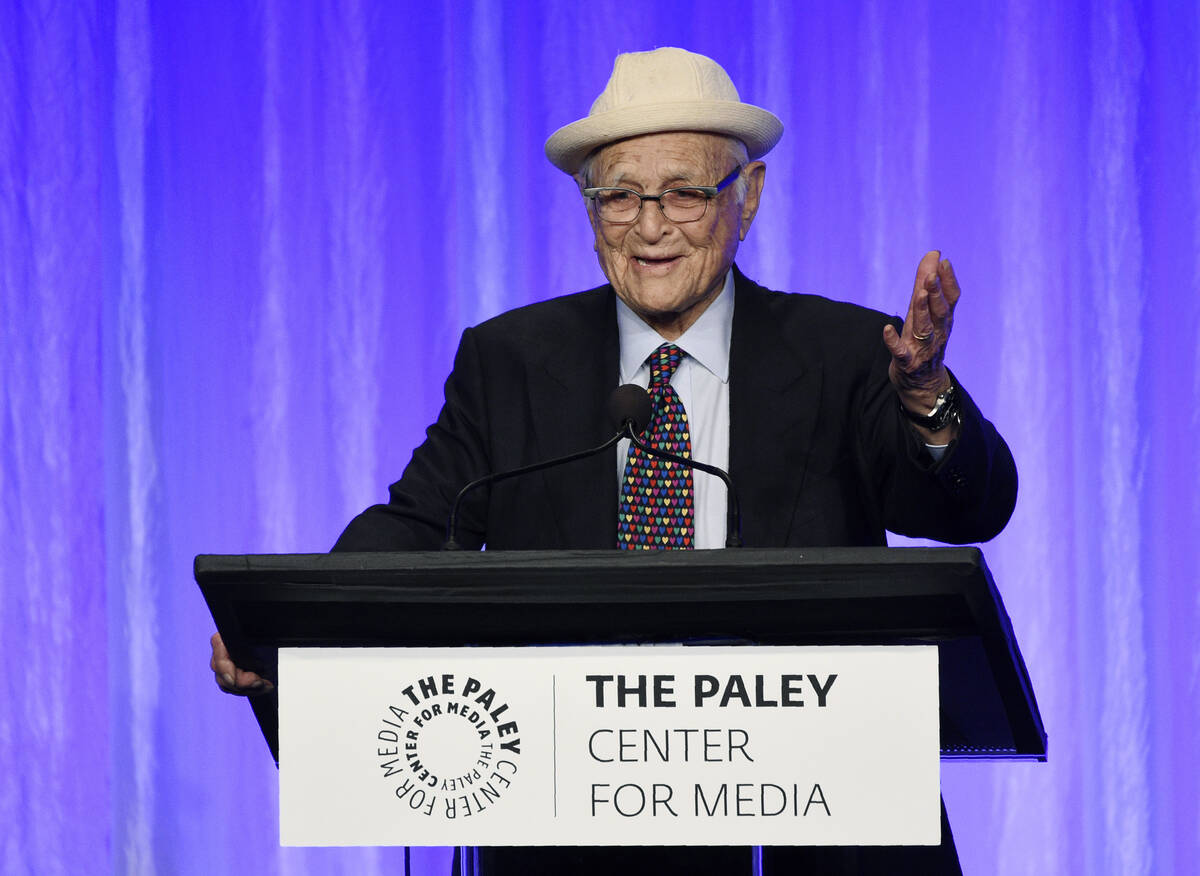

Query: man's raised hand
[
  {"left": 882, "top": 250, "right": 961, "bottom": 442},
  {"left": 883, "top": 250, "right": 960, "bottom": 406}
]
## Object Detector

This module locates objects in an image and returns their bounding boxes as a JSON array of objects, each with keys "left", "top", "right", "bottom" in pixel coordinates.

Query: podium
[{"left": 195, "top": 546, "right": 1045, "bottom": 767}]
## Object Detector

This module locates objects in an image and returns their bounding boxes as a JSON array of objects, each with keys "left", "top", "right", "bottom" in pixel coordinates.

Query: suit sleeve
[
  {"left": 332, "top": 327, "right": 492, "bottom": 552},
  {"left": 857, "top": 322, "right": 1018, "bottom": 544}
]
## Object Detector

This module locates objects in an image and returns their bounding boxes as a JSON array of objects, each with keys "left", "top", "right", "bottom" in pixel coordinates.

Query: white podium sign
[{"left": 279, "top": 645, "right": 938, "bottom": 847}]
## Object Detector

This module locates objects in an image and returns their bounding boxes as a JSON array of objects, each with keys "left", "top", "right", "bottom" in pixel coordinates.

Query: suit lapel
[
  {"left": 524, "top": 289, "right": 620, "bottom": 548},
  {"left": 728, "top": 269, "right": 822, "bottom": 547}
]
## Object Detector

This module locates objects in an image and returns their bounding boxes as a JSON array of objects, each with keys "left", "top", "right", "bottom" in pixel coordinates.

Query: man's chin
[
  {"left": 621, "top": 279, "right": 694, "bottom": 312},
  {"left": 624, "top": 294, "right": 689, "bottom": 321},
  {"left": 620, "top": 287, "right": 720, "bottom": 336}
]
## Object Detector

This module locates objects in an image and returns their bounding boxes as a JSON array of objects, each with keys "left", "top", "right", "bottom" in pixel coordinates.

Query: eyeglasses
[{"left": 582, "top": 165, "right": 743, "bottom": 224}]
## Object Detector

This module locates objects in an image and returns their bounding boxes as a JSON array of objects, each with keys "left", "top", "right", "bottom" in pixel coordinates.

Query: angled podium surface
[{"left": 195, "top": 546, "right": 1046, "bottom": 766}]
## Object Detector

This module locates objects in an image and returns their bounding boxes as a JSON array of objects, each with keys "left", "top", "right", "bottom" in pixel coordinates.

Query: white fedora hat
[{"left": 544, "top": 47, "right": 784, "bottom": 175}]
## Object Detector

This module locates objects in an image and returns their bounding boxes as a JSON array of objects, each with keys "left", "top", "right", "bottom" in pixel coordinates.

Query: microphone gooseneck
[
  {"left": 442, "top": 386, "right": 638, "bottom": 550},
  {"left": 442, "top": 384, "right": 742, "bottom": 550}
]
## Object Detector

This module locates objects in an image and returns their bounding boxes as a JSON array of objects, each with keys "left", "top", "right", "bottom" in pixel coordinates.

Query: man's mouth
[{"left": 634, "top": 255, "right": 680, "bottom": 267}]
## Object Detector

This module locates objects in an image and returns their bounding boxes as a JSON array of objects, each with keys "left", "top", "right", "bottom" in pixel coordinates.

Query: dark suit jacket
[
  {"left": 335, "top": 267, "right": 1016, "bottom": 552},
  {"left": 336, "top": 268, "right": 997, "bottom": 873}
]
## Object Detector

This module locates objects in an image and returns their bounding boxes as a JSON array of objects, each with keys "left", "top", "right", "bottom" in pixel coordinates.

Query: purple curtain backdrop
[{"left": 2, "top": 1, "right": 1197, "bottom": 873}]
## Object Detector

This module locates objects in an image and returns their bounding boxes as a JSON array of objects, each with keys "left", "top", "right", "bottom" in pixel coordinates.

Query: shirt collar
[{"left": 616, "top": 269, "right": 734, "bottom": 383}]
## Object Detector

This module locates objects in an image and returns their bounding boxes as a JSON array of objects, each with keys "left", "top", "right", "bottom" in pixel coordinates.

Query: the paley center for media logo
[{"left": 375, "top": 672, "right": 522, "bottom": 820}]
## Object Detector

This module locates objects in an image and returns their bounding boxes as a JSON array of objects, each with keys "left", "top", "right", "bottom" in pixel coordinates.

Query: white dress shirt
[{"left": 616, "top": 272, "right": 734, "bottom": 550}]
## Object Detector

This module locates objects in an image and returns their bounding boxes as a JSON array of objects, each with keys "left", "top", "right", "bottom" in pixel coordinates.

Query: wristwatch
[{"left": 900, "top": 383, "right": 961, "bottom": 432}]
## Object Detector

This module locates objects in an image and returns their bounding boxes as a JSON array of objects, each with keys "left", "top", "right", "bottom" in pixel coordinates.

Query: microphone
[
  {"left": 442, "top": 384, "right": 742, "bottom": 550},
  {"left": 607, "top": 383, "right": 653, "bottom": 434}
]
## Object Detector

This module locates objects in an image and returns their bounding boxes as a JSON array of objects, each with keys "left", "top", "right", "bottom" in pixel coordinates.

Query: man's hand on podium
[{"left": 210, "top": 632, "right": 274, "bottom": 696}]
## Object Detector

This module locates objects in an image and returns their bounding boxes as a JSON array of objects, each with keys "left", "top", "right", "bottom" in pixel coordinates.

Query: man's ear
[
  {"left": 739, "top": 161, "right": 767, "bottom": 241},
  {"left": 583, "top": 197, "right": 601, "bottom": 243},
  {"left": 578, "top": 181, "right": 602, "bottom": 245}
]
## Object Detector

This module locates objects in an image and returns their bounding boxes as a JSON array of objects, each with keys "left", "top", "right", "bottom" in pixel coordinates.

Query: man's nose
[{"left": 633, "top": 198, "right": 670, "bottom": 238}]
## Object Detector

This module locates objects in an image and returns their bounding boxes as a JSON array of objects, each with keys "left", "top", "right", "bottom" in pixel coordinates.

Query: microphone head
[{"left": 608, "top": 384, "right": 653, "bottom": 434}]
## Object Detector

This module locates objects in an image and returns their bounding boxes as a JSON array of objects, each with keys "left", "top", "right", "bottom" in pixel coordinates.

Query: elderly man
[{"left": 212, "top": 47, "right": 1014, "bottom": 875}]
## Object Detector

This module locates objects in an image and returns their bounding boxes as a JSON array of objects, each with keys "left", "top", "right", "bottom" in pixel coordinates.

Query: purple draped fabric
[{"left": 2, "top": 1, "right": 1197, "bottom": 873}]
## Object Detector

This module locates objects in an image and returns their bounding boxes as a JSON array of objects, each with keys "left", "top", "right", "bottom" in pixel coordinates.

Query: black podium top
[{"left": 195, "top": 546, "right": 1046, "bottom": 764}]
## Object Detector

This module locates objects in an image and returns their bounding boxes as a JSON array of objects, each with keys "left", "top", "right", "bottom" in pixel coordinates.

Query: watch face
[
  {"left": 902, "top": 384, "right": 958, "bottom": 430},
  {"left": 931, "top": 387, "right": 960, "bottom": 429}
]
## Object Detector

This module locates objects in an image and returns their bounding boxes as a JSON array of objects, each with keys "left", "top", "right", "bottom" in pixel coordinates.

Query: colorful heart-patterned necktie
[{"left": 618, "top": 343, "right": 694, "bottom": 550}]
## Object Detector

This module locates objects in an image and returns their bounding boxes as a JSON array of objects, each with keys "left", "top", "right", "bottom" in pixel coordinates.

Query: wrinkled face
[{"left": 583, "top": 132, "right": 764, "bottom": 339}]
